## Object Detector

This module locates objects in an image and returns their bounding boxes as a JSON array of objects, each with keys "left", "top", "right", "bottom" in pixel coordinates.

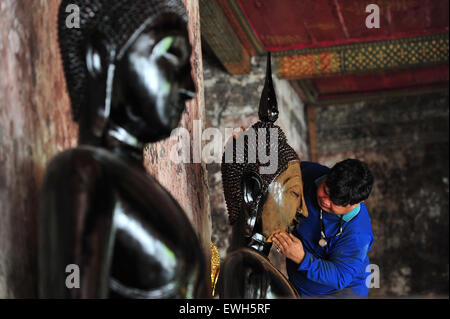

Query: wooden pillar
[{"left": 306, "top": 105, "right": 318, "bottom": 163}]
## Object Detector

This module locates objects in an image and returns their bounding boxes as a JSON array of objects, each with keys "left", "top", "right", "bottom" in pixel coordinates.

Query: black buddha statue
[
  {"left": 216, "top": 53, "right": 308, "bottom": 299},
  {"left": 38, "top": 0, "right": 207, "bottom": 298}
]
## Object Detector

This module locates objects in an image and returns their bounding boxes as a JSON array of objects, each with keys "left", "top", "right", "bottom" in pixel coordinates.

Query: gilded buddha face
[{"left": 260, "top": 161, "right": 308, "bottom": 241}]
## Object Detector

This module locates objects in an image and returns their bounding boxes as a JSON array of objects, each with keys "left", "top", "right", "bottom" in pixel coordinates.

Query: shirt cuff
[{"left": 297, "top": 250, "right": 313, "bottom": 271}]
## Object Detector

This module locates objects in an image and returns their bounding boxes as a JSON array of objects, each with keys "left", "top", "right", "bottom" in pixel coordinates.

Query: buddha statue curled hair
[
  {"left": 58, "top": 0, "right": 188, "bottom": 121},
  {"left": 221, "top": 121, "right": 300, "bottom": 225}
]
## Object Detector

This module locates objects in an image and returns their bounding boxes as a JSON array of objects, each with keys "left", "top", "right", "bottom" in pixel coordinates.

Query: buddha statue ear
[
  {"left": 240, "top": 171, "right": 264, "bottom": 238},
  {"left": 86, "top": 42, "right": 105, "bottom": 80},
  {"left": 258, "top": 52, "right": 278, "bottom": 123},
  {"left": 242, "top": 172, "right": 263, "bottom": 212},
  {"left": 84, "top": 32, "right": 117, "bottom": 138}
]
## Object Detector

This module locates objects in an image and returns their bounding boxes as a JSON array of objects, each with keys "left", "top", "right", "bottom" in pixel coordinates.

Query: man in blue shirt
[{"left": 272, "top": 159, "right": 374, "bottom": 298}]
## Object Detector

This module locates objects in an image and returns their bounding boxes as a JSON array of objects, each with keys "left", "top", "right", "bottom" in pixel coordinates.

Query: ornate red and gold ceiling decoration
[{"left": 200, "top": 0, "right": 449, "bottom": 105}]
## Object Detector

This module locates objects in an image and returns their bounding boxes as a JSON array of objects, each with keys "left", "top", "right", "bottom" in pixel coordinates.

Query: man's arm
[{"left": 273, "top": 231, "right": 372, "bottom": 290}]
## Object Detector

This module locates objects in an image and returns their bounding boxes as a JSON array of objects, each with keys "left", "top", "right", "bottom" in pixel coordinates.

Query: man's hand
[{"left": 272, "top": 231, "right": 305, "bottom": 265}]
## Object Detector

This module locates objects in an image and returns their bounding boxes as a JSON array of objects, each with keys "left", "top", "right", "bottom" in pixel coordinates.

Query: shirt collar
[
  {"left": 342, "top": 204, "right": 361, "bottom": 222},
  {"left": 314, "top": 174, "right": 361, "bottom": 223}
]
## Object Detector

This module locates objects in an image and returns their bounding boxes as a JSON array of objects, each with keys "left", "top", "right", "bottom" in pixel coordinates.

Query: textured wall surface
[
  {"left": 203, "top": 54, "right": 310, "bottom": 260},
  {"left": 144, "top": 0, "right": 212, "bottom": 290},
  {"left": 313, "top": 92, "right": 449, "bottom": 298},
  {"left": 0, "top": 0, "right": 77, "bottom": 298}
]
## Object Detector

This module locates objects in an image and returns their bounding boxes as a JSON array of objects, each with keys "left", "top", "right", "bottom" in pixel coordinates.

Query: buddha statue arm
[{"left": 39, "top": 149, "right": 116, "bottom": 298}]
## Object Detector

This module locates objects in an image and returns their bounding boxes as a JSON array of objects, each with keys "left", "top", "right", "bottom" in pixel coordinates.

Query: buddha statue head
[
  {"left": 221, "top": 53, "right": 308, "bottom": 254},
  {"left": 58, "top": 0, "right": 195, "bottom": 149}
]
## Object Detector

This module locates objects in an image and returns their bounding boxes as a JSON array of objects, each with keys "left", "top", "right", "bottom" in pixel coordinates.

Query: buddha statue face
[
  {"left": 58, "top": 0, "right": 193, "bottom": 145},
  {"left": 221, "top": 53, "right": 308, "bottom": 248},
  {"left": 110, "top": 13, "right": 195, "bottom": 142},
  {"left": 261, "top": 161, "right": 307, "bottom": 241},
  {"left": 238, "top": 156, "right": 308, "bottom": 244}
]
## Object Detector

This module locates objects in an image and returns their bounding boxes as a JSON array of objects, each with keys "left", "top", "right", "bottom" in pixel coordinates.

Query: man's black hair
[{"left": 325, "top": 159, "right": 374, "bottom": 206}]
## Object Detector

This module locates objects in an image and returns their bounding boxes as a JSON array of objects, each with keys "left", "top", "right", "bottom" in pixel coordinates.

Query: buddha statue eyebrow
[
  {"left": 152, "top": 16, "right": 186, "bottom": 33},
  {"left": 282, "top": 174, "right": 301, "bottom": 186},
  {"left": 282, "top": 176, "right": 293, "bottom": 186}
]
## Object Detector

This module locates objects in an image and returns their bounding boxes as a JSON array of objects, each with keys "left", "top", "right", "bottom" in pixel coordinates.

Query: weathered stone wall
[
  {"left": 0, "top": 0, "right": 78, "bottom": 298},
  {"left": 313, "top": 92, "right": 449, "bottom": 298},
  {"left": 144, "top": 0, "right": 212, "bottom": 293},
  {"left": 203, "top": 54, "right": 310, "bottom": 259}
]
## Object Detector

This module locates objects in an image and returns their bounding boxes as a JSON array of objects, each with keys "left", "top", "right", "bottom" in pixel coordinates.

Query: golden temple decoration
[
  {"left": 210, "top": 242, "right": 221, "bottom": 296},
  {"left": 276, "top": 34, "right": 449, "bottom": 79}
]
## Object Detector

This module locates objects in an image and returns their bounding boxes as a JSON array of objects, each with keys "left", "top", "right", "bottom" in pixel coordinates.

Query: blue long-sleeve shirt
[{"left": 286, "top": 161, "right": 374, "bottom": 298}]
